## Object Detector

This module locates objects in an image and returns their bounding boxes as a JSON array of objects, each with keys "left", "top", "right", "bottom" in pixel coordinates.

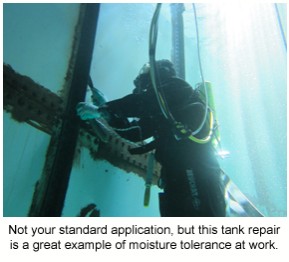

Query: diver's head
[{"left": 133, "top": 59, "right": 176, "bottom": 94}]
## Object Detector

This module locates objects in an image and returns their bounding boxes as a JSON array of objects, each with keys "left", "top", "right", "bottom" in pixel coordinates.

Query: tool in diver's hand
[
  {"left": 76, "top": 102, "right": 101, "bottom": 120},
  {"left": 143, "top": 153, "right": 155, "bottom": 207}
]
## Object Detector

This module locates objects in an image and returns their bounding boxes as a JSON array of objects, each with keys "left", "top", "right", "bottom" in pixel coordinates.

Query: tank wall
[{"left": 3, "top": 3, "right": 80, "bottom": 216}]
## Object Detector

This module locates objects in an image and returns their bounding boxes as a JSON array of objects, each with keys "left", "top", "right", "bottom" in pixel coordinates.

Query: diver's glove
[{"left": 76, "top": 102, "right": 102, "bottom": 120}]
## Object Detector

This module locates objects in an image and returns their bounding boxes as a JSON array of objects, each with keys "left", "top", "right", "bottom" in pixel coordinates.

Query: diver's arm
[
  {"left": 113, "top": 125, "right": 144, "bottom": 142},
  {"left": 76, "top": 94, "right": 149, "bottom": 121},
  {"left": 113, "top": 118, "right": 154, "bottom": 142},
  {"left": 103, "top": 93, "right": 160, "bottom": 118}
]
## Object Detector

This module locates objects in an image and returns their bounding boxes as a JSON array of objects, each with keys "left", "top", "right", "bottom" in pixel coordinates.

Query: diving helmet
[{"left": 133, "top": 59, "right": 176, "bottom": 94}]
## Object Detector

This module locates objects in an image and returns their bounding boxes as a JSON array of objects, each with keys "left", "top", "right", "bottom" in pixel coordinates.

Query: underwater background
[{"left": 3, "top": 3, "right": 287, "bottom": 217}]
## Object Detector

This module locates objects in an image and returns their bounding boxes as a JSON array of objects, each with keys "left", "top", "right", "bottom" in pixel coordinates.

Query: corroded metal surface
[
  {"left": 3, "top": 64, "right": 161, "bottom": 184},
  {"left": 3, "top": 64, "right": 64, "bottom": 134}
]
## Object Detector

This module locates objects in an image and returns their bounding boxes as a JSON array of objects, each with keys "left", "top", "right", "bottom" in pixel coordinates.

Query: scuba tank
[
  {"left": 195, "top": 81, "right": 220, "bottom": 150},
  {"left": 196, "top": 81, "right": 230, "bottom": 159}
]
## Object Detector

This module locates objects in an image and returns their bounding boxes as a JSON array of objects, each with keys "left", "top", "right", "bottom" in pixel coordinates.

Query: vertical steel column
[
  {"left": 29, "top": 4, "right": 100, "bottom": 217},
  {"left": 170, "top": 4, "right": 185, "bottom": 79}
]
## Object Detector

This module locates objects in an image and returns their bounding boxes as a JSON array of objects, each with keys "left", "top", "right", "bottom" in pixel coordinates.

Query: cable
[
  {"left": 149, "top": 3, "right": 174, "bottom": 122},
  {"left": 191, "top": 3, "right": 208, "bottom": 136}
]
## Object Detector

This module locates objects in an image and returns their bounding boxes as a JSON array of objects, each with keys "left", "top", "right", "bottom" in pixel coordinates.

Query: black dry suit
[{"left": 102, "top": 76, "right": 226, "bottom": 217}]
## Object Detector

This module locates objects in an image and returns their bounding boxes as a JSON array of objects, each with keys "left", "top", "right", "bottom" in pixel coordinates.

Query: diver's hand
[{"left": 76, "top": 102, "right": 101, "bottom": 120}]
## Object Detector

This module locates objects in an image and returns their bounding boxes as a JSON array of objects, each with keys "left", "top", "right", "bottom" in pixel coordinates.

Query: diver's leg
[
  {"left": 194, "top": 166, "right": 226, "bottom": 217},
  {"left": 159, "top": 167, "right": 203, "bottom": 217}
]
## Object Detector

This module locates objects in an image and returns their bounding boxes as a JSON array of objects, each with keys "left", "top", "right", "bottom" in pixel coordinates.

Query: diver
[{"left": 77, "top": 59, "right": 226, "bottom": 217}]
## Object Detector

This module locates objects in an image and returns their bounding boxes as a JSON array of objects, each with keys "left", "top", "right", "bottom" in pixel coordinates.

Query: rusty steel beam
[{"left": 3, "top": 64, "right": 64, "bottom": 134}]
